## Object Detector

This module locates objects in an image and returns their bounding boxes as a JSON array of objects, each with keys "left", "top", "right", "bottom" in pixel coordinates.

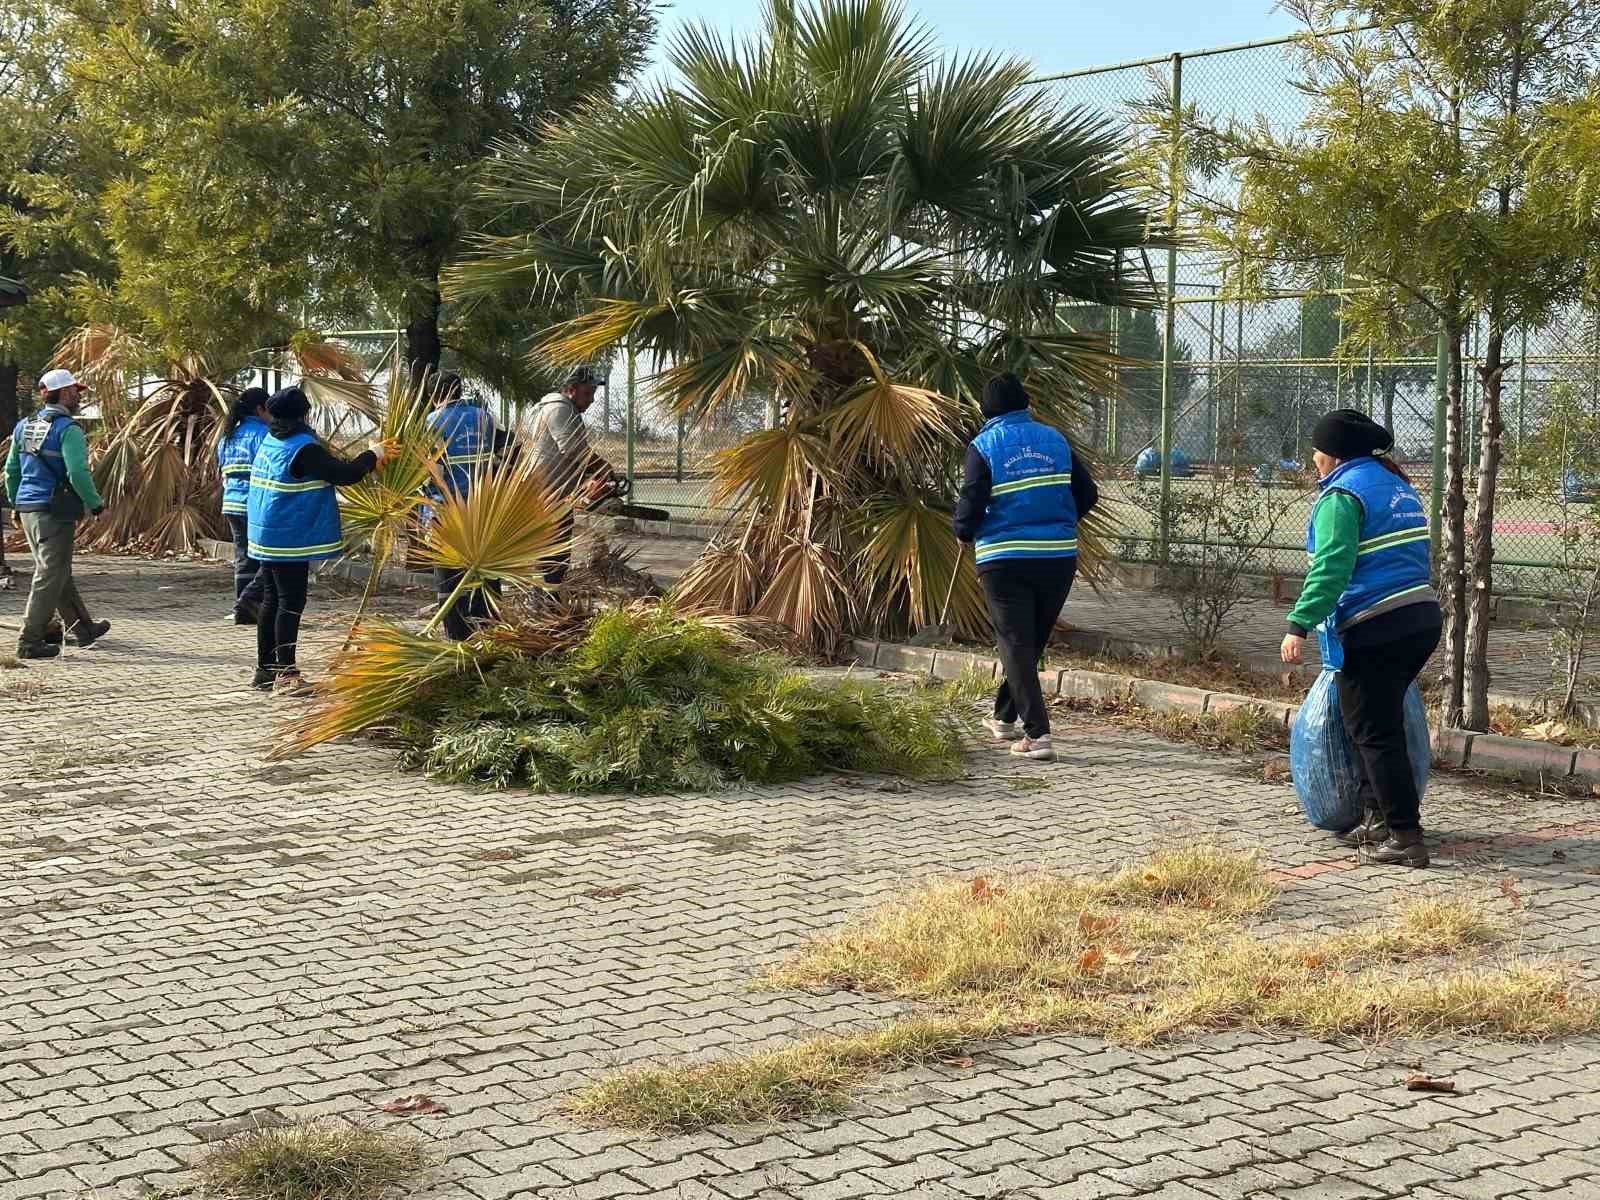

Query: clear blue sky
[{"left": 647, "top": 0, "right": 1301, "bottom": 80}]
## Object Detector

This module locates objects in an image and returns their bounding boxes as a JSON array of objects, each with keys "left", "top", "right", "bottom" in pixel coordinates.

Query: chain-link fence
[{"left": 1031, "top": 31, "right": 1600, "bottom": 596}]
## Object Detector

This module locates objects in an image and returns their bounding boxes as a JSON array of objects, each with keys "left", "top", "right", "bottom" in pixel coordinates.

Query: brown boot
[
  {"left": 1337, "top": 810, "right": 1389, "bottom": 848},
  {"left": 1363, "top": 827, "right": 1428, "bottom": 868}
]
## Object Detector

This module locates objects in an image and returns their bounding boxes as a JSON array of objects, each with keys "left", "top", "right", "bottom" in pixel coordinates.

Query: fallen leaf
[
  {"left": 376, "top": 1094, "right": 447, "bottom": 1115},
  {"left": 474, "top": 848, "right": 521, "bottom": 862},
  {"left": 940, "top": 1055, "right": 976, "bottom": 1068},
  {"left": 1078, "top": 912, "right": 1120, "bottom": 936},
  {"left": 970, "top": 877, "right": 1005, "bottom": 902},
  {"left": 1301, "top": 952, "right": 1327, "bottom": 970},
  {"left": 1104, "top": 943, "right": 1139, "bottom": 965},
  {"left": 1404, "top": 1075, "right": 1457, "bottom": 1094},
  {"left": 1499, "top": 876, "right": 1522, "bottom": 908},
  {"left": 1079, "top": 947, "right": 1105, "bottom": 972}
]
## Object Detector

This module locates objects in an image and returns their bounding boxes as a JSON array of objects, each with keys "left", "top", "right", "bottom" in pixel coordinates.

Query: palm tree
[{"left": 447, "top": 0, "right": 1163, "bottom": 645}]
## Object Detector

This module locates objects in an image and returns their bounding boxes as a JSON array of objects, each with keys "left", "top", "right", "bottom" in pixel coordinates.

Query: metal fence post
[
  {"left": 1516, "top": 326, "right": 1527, "bottom": 489},
  {"left": 1108, "top": 306, "right": 1120, "bottom": 455},
  {"left": 1157, "top": 50, "right": 1183, "bottom": 563},
  {"left": 1431, "top": 325, "right": 1448, "bottom": 556},
  {"left": 625, "top": 342, "right": 637, "bottom": 495},
  {"left": 676, "top": 412, "right": 685, "bottom": 483}
]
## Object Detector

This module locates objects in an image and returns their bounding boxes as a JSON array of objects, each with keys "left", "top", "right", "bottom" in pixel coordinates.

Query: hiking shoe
[
  {"left": 1336, "top": 812, "right": 1389, "bottom": 848},
  {"left": 273, "top": 669, "right": 315, "bottom": 698},
  {"left": 16, "top": 642, "right": 60, "bottom": 660},
  {"left": 1362, "top": 828, "right": 1429, "bottom": 868},
  {"left": 67, "top": 619, "right": 110, "bottom": 648},
  {"left": 983, "top": 717, "right": 1022, "bottom": 741},
  {"left": 251, "top": 667, "right": 277, "bottom": 691},
  {"left": 1010, "top": 735, "right": 1056, "bottom": 762}
]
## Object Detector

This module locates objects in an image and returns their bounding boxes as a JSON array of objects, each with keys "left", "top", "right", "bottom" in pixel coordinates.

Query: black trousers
[
  {"left": 1336, "top": 619, "right": 1441, "bottom": 832},
  {"left": 227, "top": 515, "right": 264, "bottom": 604},
  {"left": 256, "top": 561, "right": 310, "bottom": 671},
  {"left": 544, "top": 508, "right": 575, "bottom": 584},
  {"left": 434, "top": 568, "right": 501, "bottom": 641},
  {"left": 980, "top": 556, "right": 1078, "bottom": 739}
]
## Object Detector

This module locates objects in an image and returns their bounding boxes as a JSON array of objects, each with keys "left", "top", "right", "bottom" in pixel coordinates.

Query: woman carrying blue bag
[{"left": 1281, "top": 410, "right": 1442, "bottom": 867}]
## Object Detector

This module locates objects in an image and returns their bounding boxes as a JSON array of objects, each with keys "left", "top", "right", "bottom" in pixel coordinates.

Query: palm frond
[{"left": 751, "top": 534, "right": 844, "bottom": 645}]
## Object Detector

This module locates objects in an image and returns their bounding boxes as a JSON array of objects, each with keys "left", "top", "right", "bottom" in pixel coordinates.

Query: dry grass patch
[
  {"left": 568, "top": 847, "right": 1600, "bottom": 1131},
  {"left": 196, "top": 1120, "right": 426, "bottom": 1200}
]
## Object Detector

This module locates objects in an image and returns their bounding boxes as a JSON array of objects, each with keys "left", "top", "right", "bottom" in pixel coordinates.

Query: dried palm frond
[
  {"left": 854, "top": 494, "right": 987, "bottom": 637},
  {"left": 417, "top": 455, "right": 573, "bottom": 633},
  {"left": 274, "top": 622, "right": 485, "bottom": 756},
  {"left": 670, "top": 530, "right": 763, "bottom": 615},
  {"left": 751, "top": 535, "right": 845, "bottom": 647}
]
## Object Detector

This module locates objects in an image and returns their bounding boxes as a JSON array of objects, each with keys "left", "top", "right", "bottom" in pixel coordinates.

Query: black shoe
[
  {"left": 251, "top": 667, "right": 277, "bottom": 691},
  {"left": 1337, "top": 811, "right": 1389, "bottom": 848},
  {"left": 1363, "top": 828, "right": 1429, "bottom": 868},
  {"left": 67, "top": 619, "right": 111, "bottom": 648},
  {"left": 43, "top": 624, "right": 64, "bottom": 645},
  {"left": 17, "top": 643, "right": 60, "bottom": 660}
]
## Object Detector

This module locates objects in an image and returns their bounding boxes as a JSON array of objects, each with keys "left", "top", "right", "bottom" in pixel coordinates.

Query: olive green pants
[{"left": 18, "top": 511, "right": 93, "bottom": 650}]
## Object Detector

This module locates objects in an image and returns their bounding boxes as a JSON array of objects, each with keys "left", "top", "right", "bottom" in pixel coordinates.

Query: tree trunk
[
  {"left": 1464, "top": 329, "right": 1506, "bottom": 730},
  {"left": 1439, "top": 323, "right": 1468, "bottom": 728},
  {"left": 404, "top": 289, "right": 443, "bottom": 383},
  {"left": 0, "top": 356, "right": 18, "bottom": 434},
  {"left": 1382, "top": 372, "right": 1396, "bottom": 432}
]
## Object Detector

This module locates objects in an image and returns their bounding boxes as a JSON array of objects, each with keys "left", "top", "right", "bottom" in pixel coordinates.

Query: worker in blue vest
[
  {"left": 217, "top": 386, "right": 271, "bottom": 622},
  {"left": 5, "top": 368, "right": 111, "bottom": 659},
  {"left": 1282, "top": 409, "right": 1440, "bottom": 868},
  {"left": 247, "top": 385, "right": 385, "bottom": 693},
  {"left": 954, "top": 373, "right": 1098, "bottom": 763},
  {"left": 424, "top": 373, "right": 503, "bottom": 639}
]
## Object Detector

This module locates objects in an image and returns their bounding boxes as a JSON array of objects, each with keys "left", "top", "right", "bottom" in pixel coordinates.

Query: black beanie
[
  {"left": 982, "top": 373, "right": 1029, "bottom": 418},
  {"left": 233, "top": 386, "right": 270, "bottom": 421},
  {"left": 1311, "top": 408, "right": 1392, "bottom": 460},
  {"left": 267, "top": 384, "right": 311, "bottom": 423}
]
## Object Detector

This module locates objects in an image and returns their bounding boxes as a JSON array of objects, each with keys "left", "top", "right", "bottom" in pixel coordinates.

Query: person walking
[
  {"left": 425, "top": 374, "right": 499, "bottom": 639},
  {"left": 217, "top": 387, "right": 271, "bottom": 622},
  {"left": 5, "top": 368, "right": 111, "bottom": 659},
  {"left": 526, "top": 366, "right": 605, "bottom": 584},
  {"left": 1281, "top": 409, "right": 1441, "bottom": 868},
  {"left": 246, "top": 385, "right": 384, "bottom": 692},
  {"left": 954, "top": 373, "right": 1098, "bottom": 763}
]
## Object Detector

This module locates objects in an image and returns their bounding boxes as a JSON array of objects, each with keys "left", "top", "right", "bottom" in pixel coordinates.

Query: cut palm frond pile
[
  {"left": 277, "top": 601, "right": 984, "bottom": 793},
  {"left": 557, "top": 536, "right": 663, "bottom": 603},
  {"left": 447, "top": 0, "right": 1163, "bottom": 646}
]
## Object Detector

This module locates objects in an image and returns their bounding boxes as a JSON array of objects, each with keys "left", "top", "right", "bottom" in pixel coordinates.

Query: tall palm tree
[{"left": 447, "top": 0, "right": 1163, "bottom": 645}]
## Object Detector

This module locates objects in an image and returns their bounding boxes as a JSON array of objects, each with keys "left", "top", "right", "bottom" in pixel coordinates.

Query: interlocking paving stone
[{"left": 2, "top": 555, "right": 1599, "bottom": 1200}]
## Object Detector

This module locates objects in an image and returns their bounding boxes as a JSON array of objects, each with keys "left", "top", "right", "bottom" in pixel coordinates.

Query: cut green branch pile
[
  {"left": 570, "top": 846, "right": 1599, "bottom": 1131},
  {"left": 281, "top": 602, "right": 986, "bottom": 793}
]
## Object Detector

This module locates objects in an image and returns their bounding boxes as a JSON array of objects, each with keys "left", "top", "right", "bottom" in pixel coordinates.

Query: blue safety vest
[
  {"left": 970, "top": 410, "right": 1079, "bottom": 566},
  {"left": 427, "top": 402, "right": 494, "bottom": 498},
  {"left": 11, "top": 408, "right": 79, "bottom": 513},
  {"left": 247, "top": 429, "right": 344, "bottom": 562},
  {"left": 1308, "top": 456, "right": 1434, "bottom": 632},
  {"left": 217, "top": 415, "right": 269, "bottom": 516}
]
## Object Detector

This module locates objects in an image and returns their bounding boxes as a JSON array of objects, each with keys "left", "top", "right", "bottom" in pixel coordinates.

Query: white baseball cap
[{"left": 39, "top": 367, "right": 87, "bottom": 392}]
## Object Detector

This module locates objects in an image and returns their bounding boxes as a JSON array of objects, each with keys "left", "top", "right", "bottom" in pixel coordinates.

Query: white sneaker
[
  {"left": 1010, "top": 735, "right": 1055, "bottom": 761},
  {"left": 983, "top": 718, "right": 1022, "bottom": 741}
]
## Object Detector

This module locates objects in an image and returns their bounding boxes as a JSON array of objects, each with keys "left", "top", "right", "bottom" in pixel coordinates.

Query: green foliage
[{"left": 395, "top": 606, "right": 983, "bottom": 793}]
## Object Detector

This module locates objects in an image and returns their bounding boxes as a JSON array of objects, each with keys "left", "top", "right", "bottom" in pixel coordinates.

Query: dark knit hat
[
  {"left": 233, "top": 386, "right": 270, "bottom": 420},
  {"left": 981, "top": 372, "right": 1030, "bottom": 418},
  {"left": 1311, "top": 408, "right": 1393, "bottom": 460},
  {"left": 267, "top": 384, "right": 311, "bottom": 423}
]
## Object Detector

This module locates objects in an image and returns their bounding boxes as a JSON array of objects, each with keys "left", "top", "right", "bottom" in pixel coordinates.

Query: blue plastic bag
[{"left": 1288, "top": 624, "right": 1431, "bottom": 832}]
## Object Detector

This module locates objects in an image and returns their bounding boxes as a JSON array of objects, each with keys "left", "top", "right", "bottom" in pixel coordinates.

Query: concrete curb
[{"left": 844, "top": 636, "right": 1600, "bottom": 789}]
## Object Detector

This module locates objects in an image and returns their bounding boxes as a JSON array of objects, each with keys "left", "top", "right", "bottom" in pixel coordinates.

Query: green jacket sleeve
[
  {"left": 4, "top": 437, "right": 18, "bottom": 505},
  {"left": 60, "top": 424, "right": 103, "bottom": 510},
  {"left": 1287, "top": 490, "right": 1362, "bottom": 635}
]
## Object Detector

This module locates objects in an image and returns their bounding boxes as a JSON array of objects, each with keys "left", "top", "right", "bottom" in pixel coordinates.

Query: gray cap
[{"left": 565, "top": 365, "right": 605, "bottom": 388}]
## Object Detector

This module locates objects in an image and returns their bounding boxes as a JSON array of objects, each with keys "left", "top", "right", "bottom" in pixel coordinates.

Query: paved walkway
[{"left": 2, "top": 556, "right": 1599, "bottom": 1200}]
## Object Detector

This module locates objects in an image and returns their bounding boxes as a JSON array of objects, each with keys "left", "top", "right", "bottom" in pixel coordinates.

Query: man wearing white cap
[{"left": 4, "top": 368, "right": 110, "bottom": 659}]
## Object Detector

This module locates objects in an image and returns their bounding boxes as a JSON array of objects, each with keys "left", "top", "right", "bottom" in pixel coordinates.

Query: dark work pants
[
  {"left": 1336, "top": 622, "right": 1441, "bottom": 832},
  {"left": 434, "top": 568, "right": 501, "bottom": 641},
  {"left": 227, "top": 515, "right": 263, "bottom": 604},
  {"left": 544, "top": 508, "right": 576, "bottom": 585},
  {"left": 257, "top": 561, "right": 311, "bottom": 671},
  {"left": 980, "top": 556, "right": 1078, "bottom": 739}
]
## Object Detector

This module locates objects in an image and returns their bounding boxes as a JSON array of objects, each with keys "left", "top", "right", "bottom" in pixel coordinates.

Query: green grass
[{"left": 196, "top": 1121, "right": 426, "bottom": 1200}]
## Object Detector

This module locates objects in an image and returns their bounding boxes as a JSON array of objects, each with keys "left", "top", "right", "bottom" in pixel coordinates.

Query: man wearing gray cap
[
  {"left": 5, "top": 368, "right": 111, "bottom": 658},
  {"left": 526, "top": 365, "right": 606, "bottom": 583}
]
